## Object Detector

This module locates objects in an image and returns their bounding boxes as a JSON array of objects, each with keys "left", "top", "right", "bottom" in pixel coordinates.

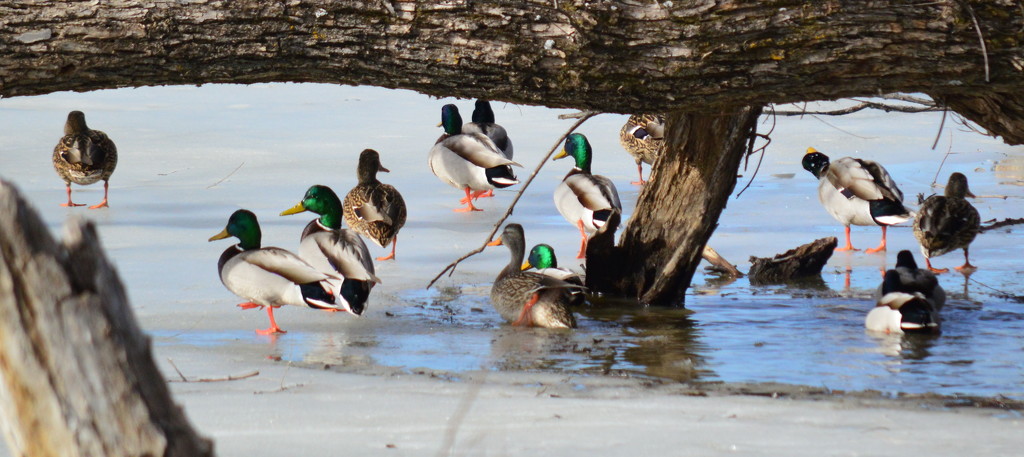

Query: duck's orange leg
[
  {"left": 631, "top": 163, "right": 646, "bottom": 186},
  {"left": 474, "top": 189, "right": 495, "bottom": 199},
  {"left": 376, "top": 236, "right": 397, "bottom": 261},
  {"left": 835, "top": 226, "right": 859, "bottom": 252},
  {"left": 454, "top": 187, "right": 483, "bottom": 212},
  {"left": 954, "top": 247, "right": 976, "bottom": 271},
  {"left": 60, "top": 184, "right": 85, "bottom": 207},
  {"left": 88, "top": 181, "right": 110, "bottom": 209},
  {"left": 925, "top": 257, "right": 949, "bottom": 274},
  {"left": 256, "top": 306, "right": 287, "bottom": 335},
  {"left": 236, "top": 302, "right": 264, "bottom": 310},
  {"left": 575, "top": 219, "right": 588, "bottom": 259},
  {"left": 512, "top": 293, "right": 540, "bottom": 327},
  {"left": 865, "top": 226, "right": 887, "bottom": 254}
]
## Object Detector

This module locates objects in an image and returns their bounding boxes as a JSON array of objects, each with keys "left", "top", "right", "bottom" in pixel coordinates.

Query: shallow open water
[{"left": 2, "top": 84, "right": 1022, "bottom": 399}]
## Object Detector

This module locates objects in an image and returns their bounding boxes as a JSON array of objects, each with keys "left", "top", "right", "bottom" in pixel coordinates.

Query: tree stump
[
  {"left": 0, "top": 180, "right": 213, "bottom": 457},
  {"left": 747, "top": 237, "right": 838, "bottom": 285}
]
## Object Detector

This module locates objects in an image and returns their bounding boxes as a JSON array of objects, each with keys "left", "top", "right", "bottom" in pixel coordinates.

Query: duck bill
[
  {"left": 208, "top": 229, "right": 231, "bottom": 242},
  {"left": 280, "top": 202, "right": 307, "bottom": 216},
  {"left": 552, "top": 149, "right": 569, "bottom": 160},
  {"left": 486, "top": 237, "right": 503, "bottom": 247},
  {"left": 520, "top": 261, "right": 533, "bottom": 271},
  {"left": 379, "top": 165, "right": 391, "bottom": 173},
  {"left": 806, "top": 147, "right": 819, "bottom": 154}
]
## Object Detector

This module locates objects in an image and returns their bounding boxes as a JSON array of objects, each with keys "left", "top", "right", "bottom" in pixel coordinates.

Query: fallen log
[
  {"left": 0, "top": 180, "right": 213, "bottom": 457},
  {"left": 747, "top": 237, "right": 838, "bottom": 285}
]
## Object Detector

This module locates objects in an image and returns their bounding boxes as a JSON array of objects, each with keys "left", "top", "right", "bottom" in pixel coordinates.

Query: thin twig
[
  {"left": 426, "top": 112, "right": 599, "bottom": 289},
  {"left": 165, "top": 358, "right": 260, "bottom": 383},
  {"left": 736, "top": 107, "right": 776, "bottom": 198},
  {"left": 961, "top": 1, "right": 990, "bottom": 82},
  {"left": 968, "top": 277, "right": 1024, "bottom": 303},
  {"left": 931, "top": 130, "right": 954, "bottom": 187},
  {"left": 167, "top": 358, "right": 188, "bottom": 382},
  {"left": 980, "top": 217, "right": 1024, "bottom": 233},
  {"left": 207, "top": 161, "right": 245, "bottom": 189},
  {"left": 931, "top": 106, "right": 948, "bottom": 150}
]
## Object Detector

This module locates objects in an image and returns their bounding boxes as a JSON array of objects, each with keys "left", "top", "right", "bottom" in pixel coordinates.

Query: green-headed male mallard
[
  {"left": 522, "top": 243, "right": 585, "bottom": 307},
  {"left": 463, "top": 100, "right": 514, "bottom": 160},
  {"left": 428, "top": 104, "right": 521, "bottom": 212},
  {"left": 553, "top": 133, "right": 622, "bottom": 258},
  {"left": 866, "top": 251, "right": 943, "bottom": 334},
  {"left": 913, "top": 172, "right": 981, "bottom": 273},
  {"left": 210, "top": 209, "right": 345, "bottom": 335},
  {"left": 802, "top": 147, "right": 912, "bottom": 253},
  {"left": 486, "top": 224, "right": 583, "bottom": 329},
  {"left": 281, "top": 185, "right": 381, "bottom": 316},
  {"left": 619, "top": 113, "right": 665, "bottom": 186},
  {"left": 344, "top": 149, "right": 407, "bottom": 261},
  {"left": 52, "top": 110, "right": 118, "bottom": 209}
]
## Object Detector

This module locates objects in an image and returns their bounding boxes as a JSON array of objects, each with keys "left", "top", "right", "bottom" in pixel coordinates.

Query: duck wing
[
  {"left": 240, "top": 247, "right": 329, "bottom": 284},
  {"left": 565, "top": 173, "right": 621, "bottom": 211},
  {"left": 442, "top": 133, "right": 521, "bottom": 169},
  {"left": 826, "top": 157, "right": 903, "bottom": 202}
]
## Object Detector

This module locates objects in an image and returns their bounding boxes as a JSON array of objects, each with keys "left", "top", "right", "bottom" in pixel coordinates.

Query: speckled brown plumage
[
  {"left": 913, "top": 172, "right": 981, "bottom": 273},
  {"left": 488, "top": 224, "right": 580, "bottom": 329},
  {"left": 52, "top": 111, "right": 117, "bottom": 208},
  {"left": 343, "top": 149, "right": 407, "bottom": 261},
  {"left": 618, "top": 113, "right": 665, "bottom": 185}
]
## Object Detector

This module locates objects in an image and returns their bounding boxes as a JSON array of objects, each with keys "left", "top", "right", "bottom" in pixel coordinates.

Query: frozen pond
[{"left": 1, "top": 83, "right": 1022, "bottom": 400}]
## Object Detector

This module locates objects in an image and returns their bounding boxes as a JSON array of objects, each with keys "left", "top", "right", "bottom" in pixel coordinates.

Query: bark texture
[
  {"left": 748, "top": 237, "right": 838, "bottom": 285},
  {"left": 0, "top": 180, "right": 213, "bottom": 457},
  {"left": 607, "top": 106, "right": 763, "bottom": 305},
  {"left": 1, "top": 1, "right": 1023, "bottom": 121}
]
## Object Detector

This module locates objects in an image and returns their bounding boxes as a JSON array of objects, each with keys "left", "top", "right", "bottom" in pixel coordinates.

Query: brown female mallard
[
  {"left": 486, "top": 224, "right": 583, "bottom": 329},
  {"left": 52, "top": 110, "right": 118, "bottom": 208},
  {"left": 619, "top": 113, "right": 665, "bottom": 185},
  {"left": 913, "top": 172, "right": 981, "bottom": 273},
  {"left": 343, "top": 149, "right": 407, "bottom": 261}
]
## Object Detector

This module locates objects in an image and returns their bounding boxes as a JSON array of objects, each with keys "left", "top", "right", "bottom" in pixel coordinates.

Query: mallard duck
[
  {"left": 52, "top": 110, "right": 118, "bottom": 209},
  {"left": 462, "top": 100, "right": 513, "bottom": 160},
  {"left": 209, "top": 209, "right": 345, "bottom": 335},
  {"left": 553, "top": 133, "right": 622, "bottom": 258},
  {"left": 802, "top": 147, "right": 912, "bottom": 253},
  {"left": 281, "top": 185, "right": 381, "bottom": 315},
  {"left": 619, "top": 113, "right": 665, "bottom": 185},
  {"left": 343, "top": 149, "right": 407, "bottom": 261},
  {"left": 428, "top": 104, "right": 521, "bottom": 212},
  {"left": 866, "top": 251, "right": 943, "bottom": 334},
  {"left": 913, "top": 172, "right": 981, "bottom": 273},
  {"left": 487, "top": 224, "right": 582, "bottom": 328},
  {"left": 522, "top": 243, "right": 585, "bottom": 307}
]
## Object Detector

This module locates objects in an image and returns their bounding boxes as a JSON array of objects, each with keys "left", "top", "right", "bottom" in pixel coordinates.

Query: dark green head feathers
[
  {"left": 210, "top": 209, "right": 262, "bottom": 250},
  {"left": 556, "top": 133, "right": 593, "bottom": 172},
  {"left": 281, "top": 184, "right": 344, "bottom": 229},
  {"left": 525, "top": 244, "right": 558, "bottom": 270},
  {"left": 440, "top": 104, "right": 463, "bottom": 136}
]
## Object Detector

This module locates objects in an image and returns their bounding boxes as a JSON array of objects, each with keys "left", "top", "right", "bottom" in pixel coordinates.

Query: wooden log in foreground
[
  {"left": 747, "top": 237, "right": 838, "bottom": 285},
  {"left": 0, "top": 180, "right": 213, "bottom": 457}
]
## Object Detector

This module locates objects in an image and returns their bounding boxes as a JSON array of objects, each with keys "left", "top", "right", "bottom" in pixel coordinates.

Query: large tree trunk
[
  {"left": 603, "top": 107, "right": 762, "bottom": 306},
  {"left": 0, "top": 181, "right": 214, "bottom": 457}
]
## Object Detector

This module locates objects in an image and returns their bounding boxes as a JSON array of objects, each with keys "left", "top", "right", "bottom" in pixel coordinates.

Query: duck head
[
  {"left": 440, "top": 104, "right": 463, "bottom": 136},
  {"left": 554, "top": 133, "right": 593, "bottom": 173},
  {"left": 523, "top": 244, "right": 558, "bottom": 271},
  {"left": 801, "top": 147, "right": 830, "bottom": 179},
  {"left": 472, "top": 100, "right": 496, "bottom": 124},
  {"left": 945, "top": 172, "right": 976, "bottom": 198},
  {"left": 281, "top": 184, "right": 343, "bottom": 230},
  {"left": 895, "top": 250, "right": 919, "bottom": 270},
  {"left": 209, "top": 209, "right": 262, "bottom": 250},
  {"left": 357, "top": 148, "right": 389, "bottom": 184}
]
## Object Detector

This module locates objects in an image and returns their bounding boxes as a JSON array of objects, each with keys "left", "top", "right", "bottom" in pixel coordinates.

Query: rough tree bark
[
  {"left": 0, "top": 181, "right": 214, "bottom": 457},
  {"left": 608, "top": 107, "right": 763, "bottom": 305}
]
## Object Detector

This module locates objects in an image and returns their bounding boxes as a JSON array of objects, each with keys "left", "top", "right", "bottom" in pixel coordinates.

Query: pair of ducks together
[
  {"left": 802, "top": 148, "right": 981, "bottom": 273},
  {"left": 209, "top": 149, "right": 406, "bottom": 334},
  {"left": 429, "top": 101, "right": 622, "bottom": 259}
]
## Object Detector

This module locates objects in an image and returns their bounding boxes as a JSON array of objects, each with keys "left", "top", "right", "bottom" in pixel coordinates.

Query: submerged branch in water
[{"left": 425, "top": 112, "right": 600, "bottom": 289}]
